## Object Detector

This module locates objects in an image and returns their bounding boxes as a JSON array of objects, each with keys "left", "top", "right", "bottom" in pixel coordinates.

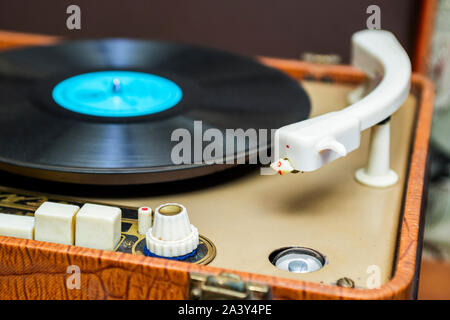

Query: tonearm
[{"left": 271, "top": 29, "right": 411, "bottom": 187}]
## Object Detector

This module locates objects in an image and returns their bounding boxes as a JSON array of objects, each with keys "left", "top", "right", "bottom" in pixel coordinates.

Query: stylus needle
[{"left": 270, "top": 158, "right": 294, "bottom": 175}]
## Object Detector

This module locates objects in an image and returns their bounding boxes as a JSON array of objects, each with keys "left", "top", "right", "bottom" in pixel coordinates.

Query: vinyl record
[{"left": 0, "top": 39, "right": 310, "bottom": 184}]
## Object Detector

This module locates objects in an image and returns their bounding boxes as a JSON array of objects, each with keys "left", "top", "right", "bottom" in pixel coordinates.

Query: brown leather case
[{"left": 0, "top": 31, "right": 434, "bottom": 300}]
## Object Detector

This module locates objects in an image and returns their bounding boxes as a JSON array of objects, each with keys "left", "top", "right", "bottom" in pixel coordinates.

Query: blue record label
[{"left": 52, "top": 71, "right": 183, "bottom": 117}]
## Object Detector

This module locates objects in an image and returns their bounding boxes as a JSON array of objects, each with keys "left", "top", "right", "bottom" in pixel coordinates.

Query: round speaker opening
[{"left": 269, "top": 247, "right": 326, "bottom": 273}]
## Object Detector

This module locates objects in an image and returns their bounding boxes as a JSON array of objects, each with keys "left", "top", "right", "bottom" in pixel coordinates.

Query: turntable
[{"left": 0, "top": 29, "right": 434, "bottom": 300}]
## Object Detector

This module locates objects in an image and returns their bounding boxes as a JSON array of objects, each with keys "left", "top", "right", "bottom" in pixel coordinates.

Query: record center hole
[
  {"left": 159, "top": 205, "right": 183, "bottom": 216},
  {"left": 269, "top": 246, "right": 326, "bottom": 274}
]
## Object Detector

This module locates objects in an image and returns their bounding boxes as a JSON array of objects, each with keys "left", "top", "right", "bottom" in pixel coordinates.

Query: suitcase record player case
[{"left": 0, "top": 30, "right": 434, "bottom": 300}]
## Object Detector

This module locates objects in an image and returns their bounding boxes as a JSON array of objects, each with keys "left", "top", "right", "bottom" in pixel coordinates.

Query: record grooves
[{"left": 0, "top": 39, "right": 310, "bottom": 184}]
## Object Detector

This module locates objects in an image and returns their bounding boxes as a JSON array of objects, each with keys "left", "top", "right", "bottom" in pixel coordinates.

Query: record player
[{"left": 0, "top": 29, "right": 434, "bottom": 300}]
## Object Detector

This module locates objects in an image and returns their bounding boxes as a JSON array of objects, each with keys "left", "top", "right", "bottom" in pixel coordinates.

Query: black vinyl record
[{"left": 0, "top": 39, "right": 310, "bottom": 184}]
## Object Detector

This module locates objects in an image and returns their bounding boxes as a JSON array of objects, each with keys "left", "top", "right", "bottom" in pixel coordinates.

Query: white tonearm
[{"left": 270, "top": 29, "right": 411, "bottom": 187}]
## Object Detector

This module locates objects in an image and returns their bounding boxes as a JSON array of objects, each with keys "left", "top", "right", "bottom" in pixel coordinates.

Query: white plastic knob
[{"left": 146, "top": 203, "right": 199, "bottom": 257}]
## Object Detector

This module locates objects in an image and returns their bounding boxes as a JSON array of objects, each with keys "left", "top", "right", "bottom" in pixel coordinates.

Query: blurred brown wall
[{"left": 0, "top": 0, "right": 420, "bottom": 63}]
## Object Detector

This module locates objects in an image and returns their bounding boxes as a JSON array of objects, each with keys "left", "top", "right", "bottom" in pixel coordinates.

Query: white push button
[
  {"left": 35, "top": 201, "right": 80, "bottom": 245},
  {"left": 0, "top": 213, "right": 35, "bottom": 240},
  {"left": 75, "top": 203, "right": 121, "bottom": 251}
]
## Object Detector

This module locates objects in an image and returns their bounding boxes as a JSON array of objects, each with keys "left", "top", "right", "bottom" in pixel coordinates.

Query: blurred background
[
  {"left": 0, "top": 0, "right": 448, "bottom": 299},
  {"left": 0, "top": 0, "right": 420, "bottom": 62}
]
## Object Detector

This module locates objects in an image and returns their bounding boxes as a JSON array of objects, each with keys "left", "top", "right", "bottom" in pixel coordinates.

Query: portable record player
[{"left": 0, "top": 30, "right": 434, "bottom": 300}]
